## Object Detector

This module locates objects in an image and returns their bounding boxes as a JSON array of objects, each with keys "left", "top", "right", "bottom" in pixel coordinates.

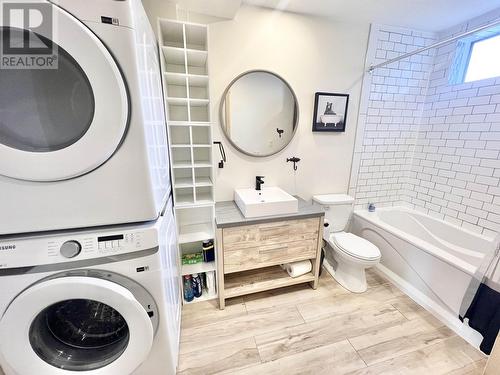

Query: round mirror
[{"left": 220, "top": 70, "right": 299, "bottom": 157}]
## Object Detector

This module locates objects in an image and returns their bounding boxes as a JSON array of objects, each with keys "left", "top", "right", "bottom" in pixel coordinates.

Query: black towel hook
[{"left": 286, "top": 156, "right": 300, "bottom": 171}]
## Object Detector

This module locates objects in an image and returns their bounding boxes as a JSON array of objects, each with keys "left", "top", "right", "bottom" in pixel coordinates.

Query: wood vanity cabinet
[{"left": 216, "top": 215, "right": 324, "bottom": 309}]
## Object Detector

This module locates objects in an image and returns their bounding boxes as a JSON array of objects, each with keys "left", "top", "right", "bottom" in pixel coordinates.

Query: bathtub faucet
[{"left": 368, "top": 202, "right": 376, "bottom": 212}]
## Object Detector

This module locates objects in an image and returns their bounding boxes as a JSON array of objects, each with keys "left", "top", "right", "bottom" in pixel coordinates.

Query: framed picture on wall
[{"left": 312, "top": 92, "right": 349, "bottom": 132}]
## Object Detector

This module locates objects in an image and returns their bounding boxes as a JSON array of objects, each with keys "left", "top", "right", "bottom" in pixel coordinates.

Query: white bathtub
[{"left": 352, "top": 207, "right": 495, "bottom": 346}]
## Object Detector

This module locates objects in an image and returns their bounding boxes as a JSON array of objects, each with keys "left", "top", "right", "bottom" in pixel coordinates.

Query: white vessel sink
[{"left": 234, "top": 187, "right": 298, "bottom": 218}]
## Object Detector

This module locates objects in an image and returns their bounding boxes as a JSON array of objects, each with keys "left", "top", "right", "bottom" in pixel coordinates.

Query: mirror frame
[{"left": 219, "top": 70, "right": 300, "bottom": 157}]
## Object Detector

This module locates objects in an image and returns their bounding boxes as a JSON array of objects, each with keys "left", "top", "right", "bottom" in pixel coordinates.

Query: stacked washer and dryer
[{"left": 0, "top": 1, "right": 180, "bottom": 374}]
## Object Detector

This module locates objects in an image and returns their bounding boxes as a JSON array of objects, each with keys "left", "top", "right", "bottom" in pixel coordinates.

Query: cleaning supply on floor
[
  {"left": 202, "top": 240, "right": 215, "bottom": 262},
  {"left": 285, "top": 260, "right": 312, "bottom": 278},
  {"left": 183, "top": 275, "right": 194, "bottom": 302},
  {"left": 191, "top": 273, "right": 203, "bottom": 298},
  {"left": 205, "top": 270, "right": 216, "bottom": 296}
]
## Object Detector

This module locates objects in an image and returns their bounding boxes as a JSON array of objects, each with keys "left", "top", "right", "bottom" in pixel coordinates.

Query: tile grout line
[
  {"left": 390, "top": 301, "right": 412, "bottom": 321},
  {"left": 294, "top": 302, "right": 307, "bottom": 324},
  {"left": 346, "top": 337, "right": 369, "bottom": 368},
  {"left": 252, "top": 336, "right": 265, "bottom": 365}
]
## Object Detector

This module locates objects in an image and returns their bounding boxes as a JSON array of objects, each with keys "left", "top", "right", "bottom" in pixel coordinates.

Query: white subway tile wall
[
  {"left": 351, "top": 9, "right": 500, "bottom": 238},
  {"left": 349, "top": 24, "right": 437, "bottom": 211}
]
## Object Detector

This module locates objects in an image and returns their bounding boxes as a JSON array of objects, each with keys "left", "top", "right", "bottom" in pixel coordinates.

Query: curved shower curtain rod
[{"left": 368, "top": 18, "right": 500, "bottom": 73}]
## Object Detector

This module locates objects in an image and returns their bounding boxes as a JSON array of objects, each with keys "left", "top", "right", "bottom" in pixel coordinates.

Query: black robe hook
[{"left": 286, "top": 157, "right": 300, "bottom": 171}]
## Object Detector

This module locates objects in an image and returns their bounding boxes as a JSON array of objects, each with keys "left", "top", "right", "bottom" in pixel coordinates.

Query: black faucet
[{"left": 255, "top": 176, "right": 265, "bottom": 191}]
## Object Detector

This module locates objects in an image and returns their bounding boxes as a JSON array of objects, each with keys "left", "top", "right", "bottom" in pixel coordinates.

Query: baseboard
[{"left": 375, "top": 263, "right": 484, "bottom": 349}]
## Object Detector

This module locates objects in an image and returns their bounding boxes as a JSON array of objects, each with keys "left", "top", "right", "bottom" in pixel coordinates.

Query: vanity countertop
[{"left": 215, "top": 197, "right": 324, "bottom": 228}]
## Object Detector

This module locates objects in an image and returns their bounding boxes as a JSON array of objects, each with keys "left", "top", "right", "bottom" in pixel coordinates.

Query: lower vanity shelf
[
  {"left": 224, "top": 265, "right": 316, "bottom": 299},
  {"left": 215, "top": 199, "right": 325, "bottom": 309}
]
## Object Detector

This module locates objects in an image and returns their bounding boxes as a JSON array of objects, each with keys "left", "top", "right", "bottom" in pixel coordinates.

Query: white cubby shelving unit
[{"left": 158, "top": 19, "right": 217, "bottom": 305}]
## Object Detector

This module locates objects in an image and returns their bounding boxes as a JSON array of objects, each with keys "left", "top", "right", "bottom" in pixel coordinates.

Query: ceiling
[
  {"left": 165, "top": 0, "right": 500, "bottom": 31},
  {"left": 242, "top": 0, "right": 500, "bottom": 31},
  {"left": 162, "top": 0, "right": 242, "bottom": 19}
]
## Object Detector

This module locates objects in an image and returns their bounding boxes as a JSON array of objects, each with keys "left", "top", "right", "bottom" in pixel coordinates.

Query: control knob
[{"left": 60, "top": 240, "right": 82, "bottom": 258}]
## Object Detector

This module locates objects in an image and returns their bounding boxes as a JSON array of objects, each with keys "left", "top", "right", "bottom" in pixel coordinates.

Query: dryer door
[
  {"left": 0, "top": 275, "right": 156, "bottom": 375},
  {"left": 0, "top": 3, "right": 128, "bottom": 182}
]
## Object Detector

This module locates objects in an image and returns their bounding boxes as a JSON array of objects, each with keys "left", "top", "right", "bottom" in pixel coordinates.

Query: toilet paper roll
[{"left": 285, "top": 260, "right": 312, "bottom": 278}]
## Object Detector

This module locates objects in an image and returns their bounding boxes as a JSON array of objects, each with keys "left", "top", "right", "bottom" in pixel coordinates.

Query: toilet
[{"left": 312, "top": 194, "right": 381, "bottom": 293}]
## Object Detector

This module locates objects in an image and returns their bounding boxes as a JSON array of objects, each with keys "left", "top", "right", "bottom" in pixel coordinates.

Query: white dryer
[
  {"left": 0, "top": 0, "right": 170, "bottom": 235},
  {"left": 0, "top": 199, "right": 180, "bottom": 375}
]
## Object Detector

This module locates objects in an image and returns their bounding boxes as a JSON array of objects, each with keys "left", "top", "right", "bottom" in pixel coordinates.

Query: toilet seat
[{"left": 331, "top": 232, "right": 380, "bottom": 261}]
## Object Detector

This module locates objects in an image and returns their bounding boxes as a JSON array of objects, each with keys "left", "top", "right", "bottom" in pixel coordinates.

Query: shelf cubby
[
  {"left": 173, "top": 168, "right": 193, "bottom": 188},
  {"left": 169, "top": 126, "right": 190, "bottom": 145},
  {"left": 165, "top": 62, "right": 186, "bottom": 74},
  {"left": 165, "top": 72, "right": 188, "bottom": 86},
  {"left": 168, "top": 104, "right": 189, "bottom": 121},
  {"left": 180, "top": 241, "right": 204, "bottom": 254},
  {"left": 171, "top": 147, "right": 192, "bottom": 166},
  {"left": 195, "top": 186, "right": 213, "bottom": 204},
  {"left": 185, "top": 24, "right": 207, "bottom": 51},
  {"left": 187, "top": 49, "right": 208, "bottom": 75},
  {"left": 175, "top": 187, "right": 195, "bottom": 206},
  {"left": 194, "top": 167, "right": 212, "bottom": 187},
  {"left": 162, "top": 46, "right": 185, "bottom": 65},
  {"left": 190, "top": 103, "right": 210, "bottom": 122},
  {"left": 176, "top": 206, "right": 214, "bottom": 244},
  {"left": 179, "top": 241, "right": 216, "bottom": 276},
  {"left": 187, "top": 64, "right": 207, "bottom": 76},
  {"left": 193, "top": 146, "right": 211, "bottom": 164},
  {"left": 191, "top": 126, "right": 210, "bottom": 144},
  {"left": 188, "top": 82, "right": 209, "bottom": 100},
  {"left": 187, "top": 74, "right": 209, "bottom": 87},
  {"left": 160, "top": 20, "right": 184, "bottom": 48},
  {"left": 167, "top": 85, "right": 187, "bottom": 99}
]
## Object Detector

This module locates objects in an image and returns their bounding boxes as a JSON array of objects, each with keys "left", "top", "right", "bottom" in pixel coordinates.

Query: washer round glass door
[
  {"left": 0, "top": 276, "right": 154, "bottom": 375},
  {"left": 0, "top": 3, "right": 128, "bottom": 182}
]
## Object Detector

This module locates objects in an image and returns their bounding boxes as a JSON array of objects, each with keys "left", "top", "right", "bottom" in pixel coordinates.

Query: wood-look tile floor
[{"left": 178, "top": 269, "right": 487, "bottom": 375}]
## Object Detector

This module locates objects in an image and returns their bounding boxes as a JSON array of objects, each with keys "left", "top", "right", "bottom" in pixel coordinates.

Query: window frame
[{"left": 449, "top": 27, "right": 500, "bottom": 85}]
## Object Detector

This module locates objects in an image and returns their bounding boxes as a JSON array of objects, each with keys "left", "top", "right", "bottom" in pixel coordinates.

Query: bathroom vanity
[{"left": 215, "top": 199, "right": 324, "bottom": 309}]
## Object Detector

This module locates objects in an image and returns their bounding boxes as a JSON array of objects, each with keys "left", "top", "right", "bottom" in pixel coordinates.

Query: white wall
[{"left": 209, "top": 5, "right": 369, "bottom": 201}]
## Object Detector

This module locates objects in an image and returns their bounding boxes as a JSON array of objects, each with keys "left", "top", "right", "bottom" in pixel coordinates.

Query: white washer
[
  {"left": 0, "top": 0, "right": 170, "bottom": 235},
  {"left": 0, "top": 199, "right": 180, "bottom": 375}
]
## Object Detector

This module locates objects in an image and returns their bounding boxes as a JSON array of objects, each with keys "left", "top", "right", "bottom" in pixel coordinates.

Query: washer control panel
[{"left": 0, "top": 222, "right": 159, "bottom": 269}]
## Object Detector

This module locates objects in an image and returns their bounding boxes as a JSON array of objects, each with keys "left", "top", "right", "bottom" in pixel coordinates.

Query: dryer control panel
[{"left": 0, "top": 221, "right": 159, "bottom": 269}]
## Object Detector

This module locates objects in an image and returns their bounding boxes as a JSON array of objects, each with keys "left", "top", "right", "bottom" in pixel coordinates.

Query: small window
[
  {"left": 449, "top": 28, "right": 500, "bottom": 85},
  {"left": 464, "top": 34, "right": 500, "bottom": 82}
]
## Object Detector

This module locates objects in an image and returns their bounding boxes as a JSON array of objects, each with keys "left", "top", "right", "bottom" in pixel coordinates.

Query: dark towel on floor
[{"left": 460, "top": 283, "right": 500, "bottom": 354}]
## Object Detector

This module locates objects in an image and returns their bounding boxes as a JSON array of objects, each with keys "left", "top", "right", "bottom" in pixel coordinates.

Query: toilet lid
[{"left": 332, "top": 232, "right": 380, "bottom": 260}]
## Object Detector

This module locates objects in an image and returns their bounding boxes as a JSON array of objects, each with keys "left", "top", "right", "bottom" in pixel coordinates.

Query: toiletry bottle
[
  {"left": 202, "top": 240, "right": 215, "bottom": 262},
  {"left": 183, "top": 275, "right": 194, "bottom": 302},
  {"left": 191, "top": 273, "right": 203, "bottom": 298}
]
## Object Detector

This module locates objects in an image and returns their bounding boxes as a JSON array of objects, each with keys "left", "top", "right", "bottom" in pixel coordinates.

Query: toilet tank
[{"left": 312, "top": 194, "right": 354, "bottom": 233}]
